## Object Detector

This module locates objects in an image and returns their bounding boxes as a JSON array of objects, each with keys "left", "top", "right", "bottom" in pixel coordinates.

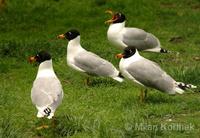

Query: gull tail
[
  {"left": 112, "top": 72, "right": 124, "bottom": 82},
  {"left": 144, "top": 47, "right": 170, "bottom": 53},
  {"left": 177, "top": 82, "right": 197, "bottom": 89},
  {"left": 175, "top": 82, "right": 197, "bottom": 94},
  {"left": 43, "top": 107, "right": 54, "bottom": 119}
]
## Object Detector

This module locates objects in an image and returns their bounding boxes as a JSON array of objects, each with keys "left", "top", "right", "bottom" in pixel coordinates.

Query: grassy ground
[{"left": 0, "top": 0, "right": 200, "bottom": 137}]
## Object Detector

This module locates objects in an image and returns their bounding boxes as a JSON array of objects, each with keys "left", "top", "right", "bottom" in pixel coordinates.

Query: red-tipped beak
[
  {"left": 57, "top": 34, "right": 65, "bottom": 39},
  {"left": 105, "top": 9, "right": 114, "bottom": 15},
  {"left": 105, "top": 9, "right": 117, "bottom": 24},
  {"left": 105, "top": 18, "right": 116, "bottom": 24},
  {"left": 28, "top": 56, "right": 36, "bottom": 63},
  {"left": 116, "top": 53, "right": 124, "bottom": 59}
]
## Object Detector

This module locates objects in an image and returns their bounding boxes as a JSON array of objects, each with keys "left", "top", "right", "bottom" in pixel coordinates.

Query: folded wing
[
  {"left": 122, "top": 28, "right": 160, "bottom": 50},
  {"left": 74, "top": 51, "right": 118, "bottom": 77},
  {"left": 126, "top": 59, "right": 176, "bottom": 93},
  {"left": 31, "top": 77, "right": 63, "bottom": 107}
]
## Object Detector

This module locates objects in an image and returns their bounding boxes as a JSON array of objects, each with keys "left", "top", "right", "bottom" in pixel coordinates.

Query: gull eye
[{"left": 35, "top": 54, "right": 40, "bottom": 60}]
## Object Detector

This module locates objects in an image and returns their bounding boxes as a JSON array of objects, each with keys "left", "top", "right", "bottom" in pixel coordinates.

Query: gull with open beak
[
  {"left": 57, "top": 29, "right": 124, "bottom": 84},
  {"left": 29, "top": 51, "right": 63, "bottom": 129},
  {"left": 117, "top": 47, "right": 196, "bottom": 101},
  {"left": 105, "top": 10, "right": 168, "bottom": 53}
]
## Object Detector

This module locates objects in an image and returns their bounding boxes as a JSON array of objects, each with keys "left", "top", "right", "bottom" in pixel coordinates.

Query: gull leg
[
  {"left": 140, "top": 89, "right": 148, "bottom": 103},
  {"left": 36, "top": 118, "right": 49, "bottom": 130},
  {"left": 84, "top": 77, "right": 90, "bottom": 86},
  {"left": 51, "top": 116, "right": 56, "bottom": 128},
  {"left": 140, "top": 89, "right": 144, "bottom": 103}
]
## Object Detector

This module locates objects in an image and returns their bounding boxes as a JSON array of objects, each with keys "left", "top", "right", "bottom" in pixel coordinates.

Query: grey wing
[
  {"left": 122, "top": 28, "right": 160, "bottom": 50},
  {"left": 31, "top": 77, "right": 63, "bottom": 107},
  {"left": 74, "top": 51, "right": 118, "bottom": 76},
  {"left": 127, "top": 59, "right": 175, "bottom": 92}
]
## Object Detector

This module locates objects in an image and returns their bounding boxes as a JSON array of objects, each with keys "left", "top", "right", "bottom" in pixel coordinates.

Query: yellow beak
[
  {"left": 116, "top": 53, "right": 124, "bottom": 59},
  {"left": 28, "top": 56, "right": 36, "bottom": 63},
  {"left": 105, "top": 10, "right": 114, "bottom": 15},
  {"left": 57, "top": 34, "right": 65, "bottom": 39},
  {"left": 105, "top": 9, "right": 116, "bottom": 24}
]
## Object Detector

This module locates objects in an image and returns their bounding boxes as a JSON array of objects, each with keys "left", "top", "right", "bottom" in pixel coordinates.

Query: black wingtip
[
  {"left": 44, "top": 107, "right": 51, "bottom": 116},
  {"left": 177, "top": 82, "right": 197, "bottom": 90},
  {"left": 160, "top": 48, "right": 169, "bottom": 53},
  {"left": 118, "top": 72, "right": 125, "bottom": 78}
]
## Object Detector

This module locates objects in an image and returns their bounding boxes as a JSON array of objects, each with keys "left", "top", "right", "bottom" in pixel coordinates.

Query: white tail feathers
[
  {"left": 113, "top": 76, "right": 124, "bottom": 82},
  {"left": 174, "top": 87, "right": 184, "bottom": 94},
  {"left": 175, "top": 82, "right": 197, "bottom": 94},
  {"left": 44, "top": 107, "right": 54, "bottom": 119},
  {"left": 37, "top": 106, "right": 54, "bottom": 119}
]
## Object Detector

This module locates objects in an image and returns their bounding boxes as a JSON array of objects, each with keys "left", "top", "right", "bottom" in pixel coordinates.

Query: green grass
[{"left": 0, "top": 0, "right": 200, "bottom": 137}]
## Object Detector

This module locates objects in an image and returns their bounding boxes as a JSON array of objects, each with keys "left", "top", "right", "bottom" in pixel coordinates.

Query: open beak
[
  {"left": 105, "top": 9, "right": 116, "bottom": 24},
  {"left": 116, "top": 53, "right": 124, "bottom": 59},
  {"left": 28, "top": 56, "right": 36, "bottom": 63},
  {"left": 57, "top": 34, "right": 65, "bottom": 39},
  {"left": 105, "top": 18, "right": 115, "bottom": 24},
  {"left": 105, "top": 9, "right": 114, "bottom": 15}
]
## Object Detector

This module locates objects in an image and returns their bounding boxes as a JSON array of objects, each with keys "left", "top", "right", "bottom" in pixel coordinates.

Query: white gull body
[
  {"left": 31, "top": 60, "right": 63, "bottom": 119},
  {"left": 107, "top": 21, "right": 162, "bottom": 52},
  {"left": 66, "top": 36, "right": 123, "bottom": 82},
  {"left": 119, "top": 50, "right": 196, "bottom": 94}
]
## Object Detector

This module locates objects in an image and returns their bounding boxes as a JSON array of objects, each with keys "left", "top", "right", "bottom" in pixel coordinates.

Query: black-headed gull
[
  {"left": 105, "top": 10, "right": 168, "bottom": 53},
  {"left": 29, "top": 51, "right": 63, "bottom": 129},
  {"left": 117, "top": 47, "right": 196, "bottom": 101},
  {"left": 57, "top": 29, "right": 123, "bottom": 84}
]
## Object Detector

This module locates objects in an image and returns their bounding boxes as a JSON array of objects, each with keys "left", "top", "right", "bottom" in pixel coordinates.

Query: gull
[
  {"left": 116, "top": 47, "right": 196, "bottom": 101},
  {"left": 105, "top": 10, "right": 168, "bottom": 53},
  {"left": 29, "top": 51, "right": 63, "bottom": 129},
  {"left": 57, "top": 29, "right": 123, "bottom": 84}
]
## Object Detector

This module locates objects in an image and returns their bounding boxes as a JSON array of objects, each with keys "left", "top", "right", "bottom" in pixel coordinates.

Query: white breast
[
  {"left": 107, "top": 22, "right": 127, "bottom": 49},
  {"left": 36, "top": 60, "right": 57, "bottom": 78},
  {"left": 36, "top": 69, "right": 56, "bottom": 78},
  {"left": 66, "top": 36, "right": 86, "bottom": 72},
  {"left": 119, "top": 51, "right": 144, "bottom": 86}
]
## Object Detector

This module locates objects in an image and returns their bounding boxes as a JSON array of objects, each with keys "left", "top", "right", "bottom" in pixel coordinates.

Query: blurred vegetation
[{"left": 0, "top": 0, "right": 200, "bottom": 137}]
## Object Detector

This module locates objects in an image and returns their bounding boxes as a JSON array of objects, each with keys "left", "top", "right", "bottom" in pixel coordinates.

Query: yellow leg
[
  {"left": 36, "top": 125, "right": 49, "bottom": 130},
  {"left": 36, "top": 118, "right": 49, "bottom": 130},
  {"left": 140, "top": 89, "right": 148, "bottom": 103},
  {"left": 140, "top": 89, "right": 144, "bottom": 103},
  {"left": 84, "top": 77, "right": 90, "bottom": 86},
  {"left": 51, "top": 117, "right": 56, "bottom": 128}
]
